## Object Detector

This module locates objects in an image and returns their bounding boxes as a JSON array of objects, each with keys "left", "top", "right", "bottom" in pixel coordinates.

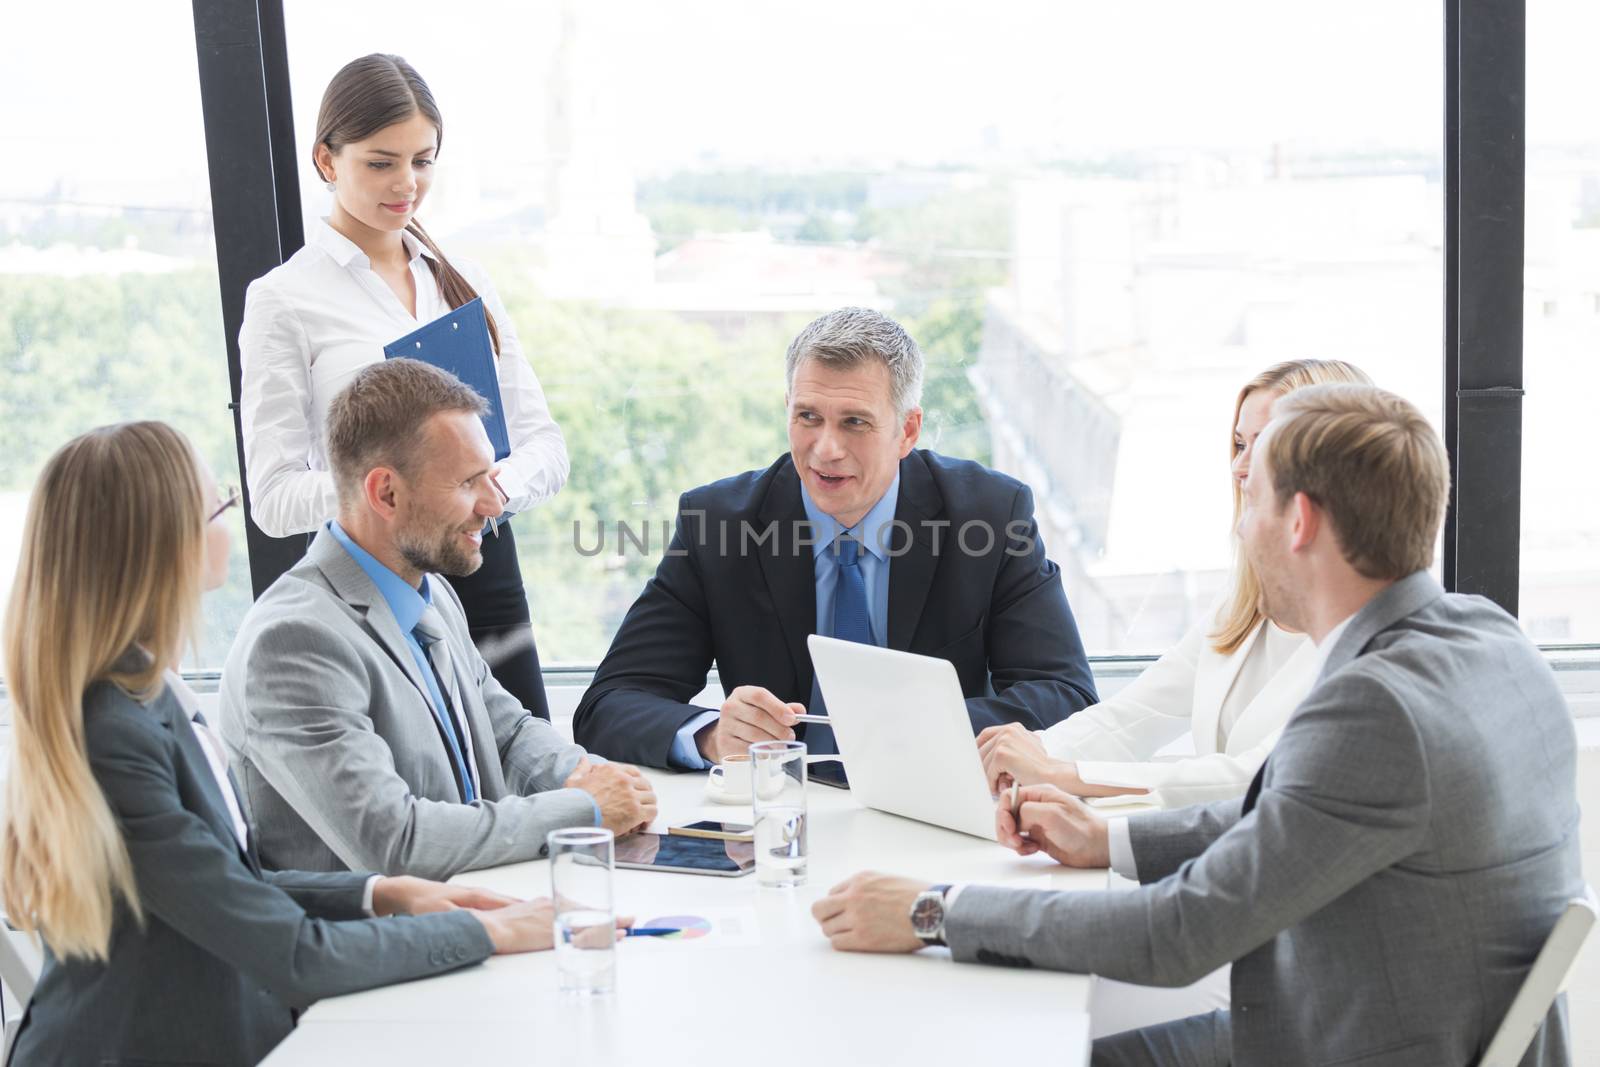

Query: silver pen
[{"left": 485, "top": 471, "right": 510, "bottom": 539}]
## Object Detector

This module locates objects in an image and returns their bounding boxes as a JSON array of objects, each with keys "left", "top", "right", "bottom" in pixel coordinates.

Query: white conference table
[{"left": 263, "top": 768, "right": 1107, "bottom": 1066}]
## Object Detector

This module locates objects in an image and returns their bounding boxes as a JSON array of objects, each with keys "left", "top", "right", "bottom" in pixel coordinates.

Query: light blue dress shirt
[
  {"left": 667, "top": 475, "right": 900, "bottom": 770},
  {"left": 326, "top": 522, "right": 600, "bottom": 823}
]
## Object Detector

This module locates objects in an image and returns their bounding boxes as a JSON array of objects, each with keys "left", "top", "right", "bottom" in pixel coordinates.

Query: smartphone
[
  {"left": 615, "top": 832, "right": 755, "bottom": 877},
  {"left": 669, "top": 819, "right": 754, "bottom": 843}
]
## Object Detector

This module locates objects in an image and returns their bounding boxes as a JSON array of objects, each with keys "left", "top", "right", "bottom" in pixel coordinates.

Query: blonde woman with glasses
[{"left": 0, "top": 422, "right": 607, "bottom": 1066}]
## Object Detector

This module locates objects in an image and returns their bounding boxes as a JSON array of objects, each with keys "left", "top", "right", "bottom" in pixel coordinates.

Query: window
[
  {"left": 0, "top": 3, "right": 247, "bottom": 670},
  {"left": 1522, "top": 0, "right": 1600, "bottom": 644},
  {"left": 275, "top": 0, "right": 1444, "bottom": 661}
]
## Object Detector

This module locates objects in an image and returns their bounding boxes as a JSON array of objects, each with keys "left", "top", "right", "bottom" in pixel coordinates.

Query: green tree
[
  {"left": 487, "top": 279, "right": 799, "bottom": 661},
  {"left": 0, "top": 268, "right": 254, "bottom": 668}
]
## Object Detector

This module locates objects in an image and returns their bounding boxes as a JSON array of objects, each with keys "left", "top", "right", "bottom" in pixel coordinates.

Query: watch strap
[
  {"left": 931, "top": 883, "right": 953, "bottom": 945},
  {"left": 914, "top": 884, "right": 955, "bottom": 946}
]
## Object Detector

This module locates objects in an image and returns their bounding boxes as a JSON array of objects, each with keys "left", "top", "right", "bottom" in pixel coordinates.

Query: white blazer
[
  {"left": 238, "top": 219, "right": 569, "bottom": 537},
  {"left": 1042, "top": 607, "right": 1321, "bottom": 808}
]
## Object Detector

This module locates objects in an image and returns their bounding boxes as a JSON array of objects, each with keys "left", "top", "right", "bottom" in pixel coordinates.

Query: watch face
[{"left": 911, "top": 893, "right": 944, "bottom": 936}]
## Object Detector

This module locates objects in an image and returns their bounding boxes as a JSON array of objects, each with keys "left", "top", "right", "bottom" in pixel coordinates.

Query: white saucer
[{"left": 704, "top": 778, "right": 752, "bottom": 805}]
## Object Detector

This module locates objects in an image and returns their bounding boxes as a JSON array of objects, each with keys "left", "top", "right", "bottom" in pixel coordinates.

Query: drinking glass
[
  {"left": 750, "top": 740, "right": 808, "bottom": 887},
  {"left": 548, "top": 827, "right": 616, "bottom": 995}
]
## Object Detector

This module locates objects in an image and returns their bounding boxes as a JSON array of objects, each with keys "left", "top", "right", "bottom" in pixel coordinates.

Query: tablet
[{"left": 615, "top": 832, "right": 755, "bottom": 877}]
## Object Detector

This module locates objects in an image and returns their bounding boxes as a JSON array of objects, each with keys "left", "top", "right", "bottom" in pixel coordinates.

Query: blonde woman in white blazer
[{"left": 979, "top": 358, "right": 1373, "bottom": 810}]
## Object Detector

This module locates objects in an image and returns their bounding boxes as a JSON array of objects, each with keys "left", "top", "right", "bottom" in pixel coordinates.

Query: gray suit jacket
[
  {"left": 219, "top": 528, "right": 598, "bottom": 880},
  {"left": 946, "top": 573, "right": 1581, "bottom": 1067},
  {"left": 8, "top": 676, "right": 491, "bottom": 1067}
]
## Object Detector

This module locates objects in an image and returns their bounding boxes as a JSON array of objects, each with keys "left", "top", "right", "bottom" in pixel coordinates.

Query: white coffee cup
[{"left": 707, "top": 753, "right": 752, "bottom": 800}]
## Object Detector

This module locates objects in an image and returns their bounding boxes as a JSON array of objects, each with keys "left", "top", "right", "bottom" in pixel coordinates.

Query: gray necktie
[{"left": 412, "top": 605, "right": 478, "bottom": 802}]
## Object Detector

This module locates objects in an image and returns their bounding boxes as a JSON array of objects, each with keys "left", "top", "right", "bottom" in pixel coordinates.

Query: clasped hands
[
  {"left": 810, "top": 784, "right": 1111, "bottom": 954},
  {"left": 563, "top": 756, "right": 658, "bottom": 836}
]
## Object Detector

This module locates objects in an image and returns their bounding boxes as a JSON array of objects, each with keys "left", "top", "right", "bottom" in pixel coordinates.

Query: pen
[
  {"left": 624, "top": 927, "right": 679, "bottom": 938},
  {"left": 1009, "top": 781, "right": 1033, "bottom": 841},
  {"left": 485, "top": 471, "right": 510, "bottom": 539}
]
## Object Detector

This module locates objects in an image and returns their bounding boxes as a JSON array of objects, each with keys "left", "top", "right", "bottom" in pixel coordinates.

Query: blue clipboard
[{"left": 383, "top": 297, "right": 511, "bottom": 461}]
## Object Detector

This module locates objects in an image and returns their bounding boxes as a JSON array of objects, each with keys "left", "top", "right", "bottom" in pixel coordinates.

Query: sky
[{"left": 2, "top": 0, "right": 1593, "bottom": 211}]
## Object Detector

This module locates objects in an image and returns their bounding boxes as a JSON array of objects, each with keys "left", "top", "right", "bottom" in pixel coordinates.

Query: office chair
[
  {"left": 0, "top": 917, "right": 41, "bottom": 1062},
  {"left": 1479, "top": 885, "right": 1598, "bottom": 1067}
]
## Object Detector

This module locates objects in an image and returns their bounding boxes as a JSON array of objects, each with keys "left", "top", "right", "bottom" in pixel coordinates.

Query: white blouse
[
  {"left": 1041, "top": 603, "right": 1322, "bottom": 808},
  {"left": 238, "top": 220, "right": 569, "bottom": 537},
  {"left": 164, "top": 670, "right": 250, "bottom": 847}
]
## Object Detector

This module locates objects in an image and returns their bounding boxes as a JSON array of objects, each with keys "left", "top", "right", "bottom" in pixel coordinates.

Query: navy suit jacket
[{"left": 573, "top": 449, "right": 1098, "bottom": 768}]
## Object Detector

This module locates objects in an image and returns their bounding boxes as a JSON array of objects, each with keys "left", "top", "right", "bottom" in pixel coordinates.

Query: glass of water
[
  {"left": 548, "top": 827, "right": 616, "bottom": 995},
  {"left": 750, "top": 739, "right": 808, "bottom": 888}
]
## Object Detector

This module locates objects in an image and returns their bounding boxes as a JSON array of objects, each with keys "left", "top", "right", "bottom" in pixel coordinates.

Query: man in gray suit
[
  {"left": 810, "top": 384, "right": 1581, "bottom": 1066},
  {"left": 221, "top": 359, "right": 656, "bottom": 880}
]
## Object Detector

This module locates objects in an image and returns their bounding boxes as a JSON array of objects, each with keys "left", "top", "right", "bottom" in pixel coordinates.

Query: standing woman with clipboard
[{"left": 239, "top": 54, "right": 566, "bottom": 718}]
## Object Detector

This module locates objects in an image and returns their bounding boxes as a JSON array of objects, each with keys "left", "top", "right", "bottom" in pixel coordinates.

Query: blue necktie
[
  {"left": 413, "top": 610, "right": 478, "bottom": 804},
  {"left": 809, "top": 536, "right": 873, "bottom": 757}
]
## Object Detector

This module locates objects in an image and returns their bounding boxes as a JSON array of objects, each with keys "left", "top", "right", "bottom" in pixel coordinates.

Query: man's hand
[
  {"left": 976, "top": 722, "right": 1053, "bottom": 792},
  {"left": 995, "top": 784, "right": 1111, "bottom": 869},
  {"left": 810, "top": 872, "right": 931, "bottom": 954},
  {"left": 697, "top": 685, "right": 803, "bottom": 763},
  {"left": 566, "top": 759, "right": 658, "bottom": 836},
  {"left": 371, "top": 875, "right": 518, "bottom": 917}
]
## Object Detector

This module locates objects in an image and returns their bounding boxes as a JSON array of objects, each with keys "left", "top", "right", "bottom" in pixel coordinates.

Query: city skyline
[
  {"left": 2, "top": 0, "right": 1595, "bottom": 657},
  {"left": 17, "top": 0, "right": 1600, "bottom": 211}
]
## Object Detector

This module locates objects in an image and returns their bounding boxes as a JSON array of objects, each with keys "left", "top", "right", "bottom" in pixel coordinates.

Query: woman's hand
[
  {"left": 473, "top": 897, "right": 558, "bottom": 953},
  {"left": 371, "top": 875, "right": 517, "bottom": 917},
  {"left": 375, "top": 878, "right": 632, "bottom": 956},
  {"left": 977, "top": 725, "right": 1150, "bottom": 799},
  {"left": 471, "top": 898, "right": 632, "bottom": 955},
  {"left": 976, "top": 723, "right": 1054, "bottom": 792}
]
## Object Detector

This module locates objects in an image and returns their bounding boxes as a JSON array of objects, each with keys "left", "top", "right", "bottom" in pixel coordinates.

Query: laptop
[{"left": 807, "top": 634, "right": 998, "bottom": 839}]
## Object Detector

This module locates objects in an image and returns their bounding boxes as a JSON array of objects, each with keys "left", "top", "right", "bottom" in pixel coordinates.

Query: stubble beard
[{"left": 397, "top": 515, "right": 484, "bottom": 578}]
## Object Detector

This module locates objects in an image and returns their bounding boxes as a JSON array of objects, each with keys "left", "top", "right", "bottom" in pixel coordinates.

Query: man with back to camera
[
  {"left": 810, "top": 383, "right": 1581, "bottom": 1066},
  {"left": 220, "top": 359, "right": 656, "bottom": 881},
  {"left": 573, "top": 306, "right": 1098, "bottom": 772}
]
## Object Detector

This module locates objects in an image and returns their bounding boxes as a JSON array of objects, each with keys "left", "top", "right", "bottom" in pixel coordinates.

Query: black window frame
[{"left": 192, "top": 0, "right": 1534, "bottom": 639}]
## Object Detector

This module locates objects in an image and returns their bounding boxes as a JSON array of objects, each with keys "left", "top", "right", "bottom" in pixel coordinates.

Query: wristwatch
[{"left": 910, "top": 884, "right": 953, "bottom": 947}]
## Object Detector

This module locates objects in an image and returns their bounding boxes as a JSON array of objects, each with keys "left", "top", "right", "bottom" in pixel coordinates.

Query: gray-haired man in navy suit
[{"left": 574, "top": 307, "right": 1098, "bottom": 771}]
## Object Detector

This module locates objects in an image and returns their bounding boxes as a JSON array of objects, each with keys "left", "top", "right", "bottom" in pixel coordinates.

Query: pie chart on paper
[{"left": 641, "top": 915, "right": 713, "bottom": 940}]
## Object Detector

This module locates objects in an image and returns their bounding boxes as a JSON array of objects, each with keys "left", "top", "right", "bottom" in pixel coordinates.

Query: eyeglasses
[{"left": 209, "top": 484, "right": 241, "bottom": 523}]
